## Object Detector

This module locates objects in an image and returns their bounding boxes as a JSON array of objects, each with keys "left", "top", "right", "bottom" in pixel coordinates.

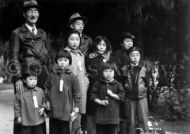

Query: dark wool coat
[
  {"left": 44, "top": 69, "right": 81, "bottom": 121},
  {"left": 90, "top": 79, "right": 125, "bottom": 125},
  {"left": 9, "top": 24, "right": 50, "bottom": 87}
]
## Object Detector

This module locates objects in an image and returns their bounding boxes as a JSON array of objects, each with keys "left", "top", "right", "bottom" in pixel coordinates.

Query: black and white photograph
[{"left": 0, "top": 0, "right": 189, "bottom": 134}]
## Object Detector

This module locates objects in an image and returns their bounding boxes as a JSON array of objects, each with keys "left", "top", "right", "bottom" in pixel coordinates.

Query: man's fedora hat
[
  {"left": 23, "top": 0, "right": 39, "bottom": 11},
  {"left": 68, "top": 13, "right": 88, "bottom": 26}
]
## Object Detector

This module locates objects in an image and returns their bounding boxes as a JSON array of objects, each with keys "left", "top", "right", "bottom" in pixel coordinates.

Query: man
[
  {"left": 9, "top": 0, "right": 49, "bottom": 133},
  {"left": 68, "top": 12, "right": 93, "bottom": 56}
]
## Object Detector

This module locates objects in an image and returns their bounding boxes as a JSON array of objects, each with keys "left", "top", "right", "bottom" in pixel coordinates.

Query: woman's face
[
  {"left": 122, "top": 38, "right": 133, "bottom": 50},
  {"left": 68, "top": 33, "right": 80, "bottom": 50},
  {"left": 96, "top": 40, "right": 107, "bottom": 55}
]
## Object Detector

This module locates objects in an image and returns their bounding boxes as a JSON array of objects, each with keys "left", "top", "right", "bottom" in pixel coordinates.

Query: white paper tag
[
  {"left": 60, "top": 79, "right": 64, "bottom": 92},
  {"left": 33, "top": 96, "right": 38, "bottom": 108},
  {"left": 78, "top": 61, "right": 82, "bottom": 71}
]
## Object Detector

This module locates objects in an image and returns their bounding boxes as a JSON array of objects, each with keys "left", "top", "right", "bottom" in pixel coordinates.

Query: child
[
  {"left": 44, "top": 50, "right": 81, "bottom": 134},
  {"left": 85, "top": 35, "right": 114, "bottom": 134},
  {"left": 14, "top": 65, "right": 47, "bottom": 134},
  {"left": 90, "top": 63, "right": 125, "bottom": 134},
  {"left": 114, "top": 32, "right": 135, "bottom": 71},
  {"left": 64, "top": 29, "right": 89, "bottom": 134},
  {"left": 68, "top": 12, "right": 93, "bottom": 56},
  {"left": 123, "top": 46, "right": 149, "bottom": 134}
]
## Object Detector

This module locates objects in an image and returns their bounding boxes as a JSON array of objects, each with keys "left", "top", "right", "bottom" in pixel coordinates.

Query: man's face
[
  {"left": 129, "top": 51, "right": 141, "bottom": 66},
  {"left": 24, "top": 7, "right": 39, "bottom": 26},
  {"left": 71, "top": 20, "right": 84, "bottom": 34}
]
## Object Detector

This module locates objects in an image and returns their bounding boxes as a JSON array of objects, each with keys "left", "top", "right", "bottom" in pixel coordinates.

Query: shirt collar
[
  {"left": 25, "top": 23, "right": 37, "bottom": 34},
  {"left": 65, "top": 47, "right": 83, "bottom": 56}
]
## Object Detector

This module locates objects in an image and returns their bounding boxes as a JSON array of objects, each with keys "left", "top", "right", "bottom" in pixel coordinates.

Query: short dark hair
[
  {"left": 55, "top": 50, "right": 72, "bottom": 65},
  {"left": 127, "top": 46, "right": 141, "bottom": 56},
  {"left": 101, "top": 62, "right": 115, "bottom": 72},
  {"left": 93, "top": 35, "right": 112, "bottom": 53},
  {"left": 120, "top": 32, "right": 135, "bottom": 44},
  {"left": 66, "top": 29, "right": 81, "bottom": 46}
]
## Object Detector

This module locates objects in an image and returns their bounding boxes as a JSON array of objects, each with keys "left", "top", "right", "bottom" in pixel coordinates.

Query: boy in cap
[
  {"left": 14, "top": 64, "right": 47, "bottom": 134},
  {"left": 68, "top": 12, "right": 93, "bottom": 56},
  {"left": 9, "top": 0, "right": 50, "bottom": 133},
  {"left": 114, "top": 32, "right": 135, "bottom": 71},
  {"left": 123, "top": 47, "right": 149, "bottom": 134}
]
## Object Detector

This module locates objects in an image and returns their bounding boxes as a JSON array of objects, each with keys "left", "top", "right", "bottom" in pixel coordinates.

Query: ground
[{"left": 0, "top": 83, "right": 190, "bottom": 134}]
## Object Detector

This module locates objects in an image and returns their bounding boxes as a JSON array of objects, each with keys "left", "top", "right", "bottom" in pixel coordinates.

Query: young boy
[
  {"left": 44, "top": 50, "right": 81, "bottom": 134},
  {"left": 123, "top": 46, "right": 149, "bottom": 134},
  {"left": 68, "top": 12, "right": 93, "bottom": 56},
  {"left": 114, "top": 32, "right": 135, "bottom": 71},
  {"left": 90, "top": 63, "right": 125, "bottom": 134},
  {"left": 14, "top": 65, "right": 47, "bottom": 134}
]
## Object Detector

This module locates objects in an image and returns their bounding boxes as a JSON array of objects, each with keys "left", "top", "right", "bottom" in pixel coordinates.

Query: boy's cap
[
  {"left": 23, "top": 0, "right": 39, "bottom": 11},
  {"left": 22, "top": 64, "right": 41, "bottom": 78},
  {"left": 120, "top": 32, "right": 135, "bottom": 42},
  {"left": 68, "top": 13, "right": 87, "bottom": 26},
  {"left": 127, "top": 46, "right": 141, "bottom": 55}
]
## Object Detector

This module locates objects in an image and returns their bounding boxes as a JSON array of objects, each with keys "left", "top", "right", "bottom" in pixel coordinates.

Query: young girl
[
  {"left": 85, "top": 35, "right": 114, "bottom": 134},
  {"left": 44, "top": 50, "right": 81, "bottom": 134},
  {"left": 64, "top": 29, "right": 89, "bottom": 133},
  {"left": 90, "top": 63, "right": 125, "bottom": 134},
  {"left": 14, "top": 65, "right": 47, "bottom": 134}
]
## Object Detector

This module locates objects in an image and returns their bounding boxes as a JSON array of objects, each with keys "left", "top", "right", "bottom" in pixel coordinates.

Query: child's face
[
  {"left": 129, "top": 51, "right": 141, "bottom": 66},
  {"left": 122, "top": 38, "right": 133, "bottom": 50},
  {"left": 68, "top": 33, "right": 80, "bottom": 50},
  {"left": 24, "top": 76, "right": 37, "bottom": 88},
  {"left": 71, "top": 20, "right": 84, "bottom": 34},
  {"left": 57, "top": 57, "right": 70, "bottom": 69},
  {"left": 96, "top": 40, "right": 107, "bottom": 55},
  {"left": 103, "top": 69, "right": 114, "bottom": 81}
]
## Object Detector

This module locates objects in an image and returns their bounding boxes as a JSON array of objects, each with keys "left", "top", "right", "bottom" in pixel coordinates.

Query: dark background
[{"left": 0, "top": 0, "right": 189, "bottom": 62}]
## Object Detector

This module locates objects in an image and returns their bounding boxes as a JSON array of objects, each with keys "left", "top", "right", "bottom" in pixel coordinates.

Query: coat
[
  {"left": 80, "top": 34, "right": 93, "bottom": 56},
  {"left": 65, "top": 47, "right": 89, "bottom": 114},
  {"left": 124, "top": 65, "right": 149, "bottom": 99},
  {"left": 44, "top": 68, "right": 81, "bottom": 121},
  {"left": 14, "top": 86, "right": 46, "bottom": 126},
  {"left": 9, "top": 24, "right": 50, "bottom": 88},
  {"left": 90, "top": 79, "right": 125, "bottom": 125}
]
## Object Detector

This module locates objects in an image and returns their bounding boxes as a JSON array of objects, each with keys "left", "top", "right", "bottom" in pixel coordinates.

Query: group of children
[{"left": 14, "top": 12, "right": 149, "bottom": 134}]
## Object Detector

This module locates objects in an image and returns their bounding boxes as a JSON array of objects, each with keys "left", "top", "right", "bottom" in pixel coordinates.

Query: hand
[
  {"left": 107, "top": 89, "right": 113, "bottom": 97},
  {"left": 15, "top": 80, "right": 24, "bottom": 94},
  {"left": 73, "top": 107, "right": 79, "bottom": 114},
  {"left": 17, "top": 117, "right": 22, "bottom": 124},
  {"left": 46, "top": 101, "right": 51, "bottom": 111},
  {"left": 100, "top": 100, "right": 109, "bottom": 106},
  {"left": 39, "top": 107, "right": 45, "bottom": 116}
]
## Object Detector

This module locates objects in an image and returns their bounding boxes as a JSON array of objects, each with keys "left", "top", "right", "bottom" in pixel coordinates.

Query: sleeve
[
  {"left": 90, "top": 81, "right": 100, "bottom": 101},
  {"left": 41, "top": 89, "right": 47, "bottom": 109},
  {"left": 43, "top": 74, "right": 51, "bottom": 101},
  {"left": 9, "top": 31, "right": 22, "bottom": 82},
  {"left": 14, "top": 94, "right": 21, "bottom": 119},
  {"left": 72, "top": 75, "right": 81, "bottom": 108},
  {"left": 117, "top": 82, "right": 125, "bottom": 101}
]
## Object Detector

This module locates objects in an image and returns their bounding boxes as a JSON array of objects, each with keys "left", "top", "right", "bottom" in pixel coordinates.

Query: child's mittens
[
  {"left": 17, "top": 117, "right": 22, "bottom": 124},
  {"left": 39, "top": 107, "right": 45, "bottom": 116}
]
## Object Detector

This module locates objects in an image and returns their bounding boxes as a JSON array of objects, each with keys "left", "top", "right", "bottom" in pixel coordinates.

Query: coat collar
[
  {"left": 19, "top": 24, "right": 43, "bottom": 34},
  {"left": 65, "top": 46, "right": 83, "bottom": 56},
  {"left": 99, "top": 79, "right": 117, "bottom": 85}
]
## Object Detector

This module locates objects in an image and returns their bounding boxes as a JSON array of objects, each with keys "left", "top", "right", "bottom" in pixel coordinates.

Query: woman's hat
[
  {"left": 68, "top": 13, "right": 88, "bottom": 26},
  {"left": 23, "top": 0, "right": 39, "bottom": 11}
]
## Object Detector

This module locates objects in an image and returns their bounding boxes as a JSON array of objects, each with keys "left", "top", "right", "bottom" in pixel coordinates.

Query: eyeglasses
[{"left": 27, "top": 10, "right": 39, "bottom": 15}]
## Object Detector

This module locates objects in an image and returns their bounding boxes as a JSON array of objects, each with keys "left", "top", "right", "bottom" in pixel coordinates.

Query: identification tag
[
  {"left": 60, "top": 79, "right": 64, "bottom": 92},
  {"left": 33, "top": 96, "right": 38, "bottom": 108}
]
